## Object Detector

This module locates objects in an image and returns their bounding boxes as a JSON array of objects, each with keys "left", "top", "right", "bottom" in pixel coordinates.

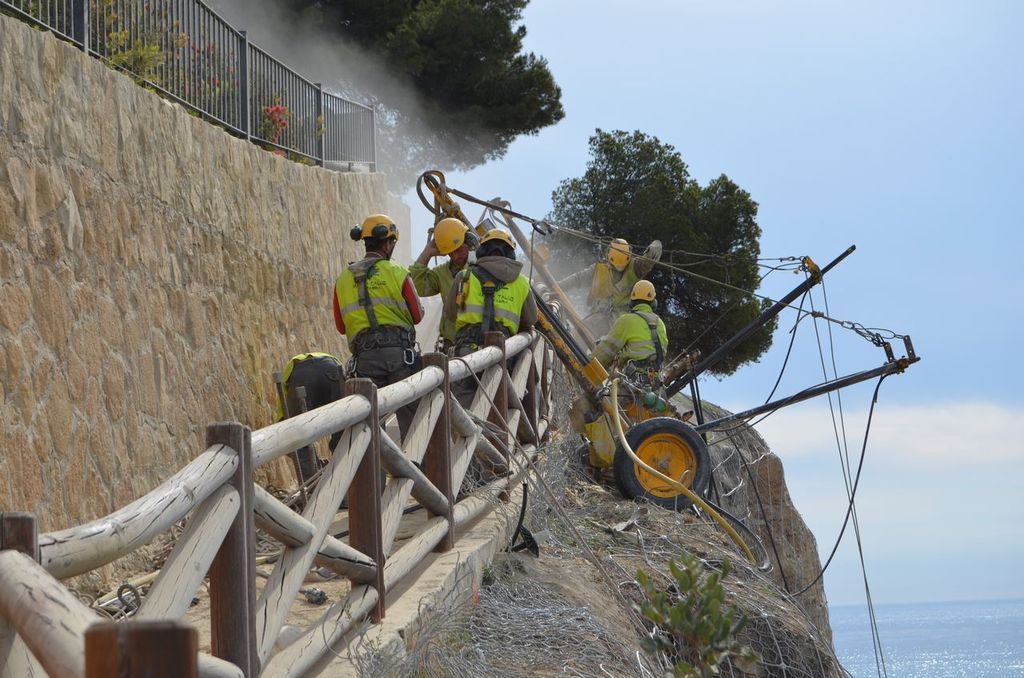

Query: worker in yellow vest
[
  {"left": 559, "top": 237, "right": 662, "bottom": 337},
  {"left": 444, "top": 228, "right": 537, "bottom": 354},
  {"left": 334, "top": 214, "right": 424, "bottom": 437},
  {"left": 276, "top": 352, "right": 344, "bottom": 484},
  {"left": 592, "top": 280, "right": 668, "bottom": 376},
  {"left": 410, "top": 217, "right": 478, "bottom": 350}
]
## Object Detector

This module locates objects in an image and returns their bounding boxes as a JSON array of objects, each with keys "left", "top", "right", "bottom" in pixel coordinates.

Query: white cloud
[{"left": 751, "top": 400, "right": 1024, "bottom": 465}]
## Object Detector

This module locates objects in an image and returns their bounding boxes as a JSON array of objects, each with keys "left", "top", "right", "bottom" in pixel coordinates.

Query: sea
[{"left": 830, "top": 598, "right": 1024, "bottom": 677}]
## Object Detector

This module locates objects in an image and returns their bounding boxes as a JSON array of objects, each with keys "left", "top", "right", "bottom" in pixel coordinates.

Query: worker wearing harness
[
  {"left": 410, "top": 217, "right": 479, "bottom": 350},
  {"left": 445, "top": 228, "right": 537, "bottom": 354},
  {"left": 334, "top": 214, "right": 424, "bottom": 437},
  {"left": 276, "top": 352, "right": 345, "bottom": 483},
  {"left": 592, "top": 280, "right": 668, "bottom": 377},
  {"left": 558, "top": 238, "right": 663, "bottom": 337}
]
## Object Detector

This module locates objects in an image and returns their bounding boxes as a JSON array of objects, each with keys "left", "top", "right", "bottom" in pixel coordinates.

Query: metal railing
[{"left": 1, "top": 0, "right": 376, "bottom": 170}]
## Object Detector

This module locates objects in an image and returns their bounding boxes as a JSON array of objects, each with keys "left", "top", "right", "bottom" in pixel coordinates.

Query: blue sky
[{"left": 404, "top": 0, "right": 1024, "bottom": 607}]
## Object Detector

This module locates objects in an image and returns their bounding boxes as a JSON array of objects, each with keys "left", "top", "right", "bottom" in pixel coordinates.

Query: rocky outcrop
[
  {"left": 693, "top": 398, "right": 834, "bottom": 647},
  {"left": 0, "top": 13, "right": 385, "bottom": 533}
]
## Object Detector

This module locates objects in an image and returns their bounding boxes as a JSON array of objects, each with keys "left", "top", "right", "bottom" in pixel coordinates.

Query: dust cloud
[{"left": 206, "top": 0, "right": 482, "bottom": 193}]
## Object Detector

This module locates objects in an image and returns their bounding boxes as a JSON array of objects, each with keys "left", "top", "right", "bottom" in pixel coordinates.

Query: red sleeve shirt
[
  {"left": 403, "top": 275, "right": 424, "bottom": 324},
  {"left": 333, "top": 292, "right": 346, "bottom": 335}
]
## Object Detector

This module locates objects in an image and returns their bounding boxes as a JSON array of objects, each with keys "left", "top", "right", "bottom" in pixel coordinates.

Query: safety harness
[
  {"left": 476, "top": 265, "right": 504, "bottom": 335},
  {"left": 455, "top": 266, "right": 509, "bottom": 349},
  {"left": 348, "top": 258, "right": 415, "bottom": 357},
  {"left": 351, "top": 258, "right": 381, "bottom": 331},
  {"left": 631, "top": 309, "right": 664, "bottom": 367}
]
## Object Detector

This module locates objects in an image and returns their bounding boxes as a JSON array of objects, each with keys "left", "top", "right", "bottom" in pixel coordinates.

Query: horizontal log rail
[
  {"left": 1, "top": 331, "right": 556, "bottom": 676},
  {"left": 38, "top": 444, "right": 241, "bottom": 579},
  {"left": 0, "top": 550, "right": 96, "bottom": 677}
]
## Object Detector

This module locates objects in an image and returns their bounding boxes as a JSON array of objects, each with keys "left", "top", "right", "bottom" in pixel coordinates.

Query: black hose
[{"left": 510, "top": 481, "right": 529, "bottom": 551}]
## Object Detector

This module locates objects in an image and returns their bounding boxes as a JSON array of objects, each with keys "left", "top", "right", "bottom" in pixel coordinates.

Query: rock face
[
  {"left": 693, "top": 398, "right": 835, "bottom": 647},
  {"left": 0, "top": 14, "right": 385, "bottom": 533}
]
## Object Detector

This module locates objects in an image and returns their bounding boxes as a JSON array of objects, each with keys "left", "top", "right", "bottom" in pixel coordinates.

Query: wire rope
[
  {"left": 816, "top": 283, "right": 888, "bottom": 678},
  {"left": 793, "top": 374, "right": 888, "bottom": 597}
]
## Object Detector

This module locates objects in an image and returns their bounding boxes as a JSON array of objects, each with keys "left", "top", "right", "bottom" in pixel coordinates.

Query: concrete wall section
[{"left": 0, "top": 14, "right": 384, "bottom": 531}]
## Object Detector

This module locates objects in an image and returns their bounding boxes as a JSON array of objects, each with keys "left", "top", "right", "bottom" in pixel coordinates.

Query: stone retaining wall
[{"left": 0, "top": 13, "right": 385, "bottom": 532}]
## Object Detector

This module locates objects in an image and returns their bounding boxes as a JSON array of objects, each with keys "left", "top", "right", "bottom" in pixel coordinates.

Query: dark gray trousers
[{"left": 353, "top": 346, "right": 420, "bottom": 442}]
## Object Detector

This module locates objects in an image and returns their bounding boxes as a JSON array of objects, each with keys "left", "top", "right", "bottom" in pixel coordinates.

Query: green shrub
[{"left": 635, "top": 553, "right": 758, "bottom": 677}]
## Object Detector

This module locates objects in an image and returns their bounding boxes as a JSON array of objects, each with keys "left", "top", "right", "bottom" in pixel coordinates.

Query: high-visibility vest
[
  {"left": 335, "top": 257, "right": 414, "bottom": 342},
  {"left": 454, "top": 266, "right": 532, "bottom": 338},
  {"left": 590, "top": 261, "right": 641, "bottom": 310},
  {"left": 276, "top": 352, "right": 341, "bottom": 420},
  {"left": 593, "top": 303, "right": 668, "bottom": 367}
]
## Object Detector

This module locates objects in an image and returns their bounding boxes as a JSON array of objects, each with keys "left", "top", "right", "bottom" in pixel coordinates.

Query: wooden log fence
[{"left": 0, "top": 330, "right": 555, "bottom": 677}]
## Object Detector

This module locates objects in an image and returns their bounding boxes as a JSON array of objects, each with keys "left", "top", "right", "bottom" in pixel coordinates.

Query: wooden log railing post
[
  {"left": 207, "top": 423, "right": 258, "bottom": 676},
  {"left": 484, "top": 332, "right": 510, "bottom": 453},
  {"left": 422, "top": 353, "right": 455, "bottom": 552},
  {"left": 0, "top": 513, "right": 38, "bottom": 561},
  {"left": 1, "top": 513, "right": 38, "bottom": 675},
  {"left": 86, "top": 621, "right": 197, "bottom": 678},
  {"left": 345, "top": 379, "right": 386, "bottom": 623}
]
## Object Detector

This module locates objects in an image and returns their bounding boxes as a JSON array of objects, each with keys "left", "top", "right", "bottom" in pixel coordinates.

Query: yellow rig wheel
[{"left": 613, "top": 417, "right": 710, "bottom": 510}]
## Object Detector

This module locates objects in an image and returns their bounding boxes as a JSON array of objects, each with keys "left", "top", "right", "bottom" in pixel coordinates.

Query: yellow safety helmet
[
  {"left": 631, "top": 279, "right": 656, "bottom": 303},
  {"left": 350, "top": 214, "right": 399, "bottom": 242},
  {"left": 608, "top": 238, "right": 630, "bottom": 271},
  {"left": 480, "top": 228, "right": 516, "bottom": 250},
  {"left": 433, "top": 217, "right": 469, "bottom": 255}
]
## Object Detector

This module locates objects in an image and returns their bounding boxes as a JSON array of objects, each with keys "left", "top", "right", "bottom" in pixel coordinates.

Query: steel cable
[{"left": 793, "top": 373, "right": 888, "bottom": 597}]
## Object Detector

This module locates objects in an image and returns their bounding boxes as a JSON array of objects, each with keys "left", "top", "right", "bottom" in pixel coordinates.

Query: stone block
[
  {"left": 88, "top": 415, "right": 117, "bottom": 483},
  {"left": 29, "top": 264, "right": 72, "bottom": 356},
  {"left": 5, "top": 156, "right": 36, "bottom": 227},
  {"left": 66, "top": 353, "right": 88, "bottom": 403},
  {"left": 58, "top": 189, "right": 84, "bottom": 252},
  {"left": 82, "top": 370, "right": 102, "bottom": 422},
  {"left": 102, "top": 358, "right": 127, "bottom": 421},
  {"left": 33, "top": 163, "right": 60, "bottom": 217},
  {"left": 30, "top": 353, "right": 54, "bottom": 403},
  {"left": 0, "top": 180, "right": 20, "bottom": 245},
  {"left": 69, "top": 313, "right": 103, "bottom": 375},
  {"left": 0, "top": 280, "right": 31, "bottom": 332},
  {"left": 47, "top": 378, "right": 74, "bottom": 456},
  {"left": 5, "top": 428, "right": 44, "bottom": 512},
  {"left": 4, "top": 341, "right": 32, "bottom": 425}
]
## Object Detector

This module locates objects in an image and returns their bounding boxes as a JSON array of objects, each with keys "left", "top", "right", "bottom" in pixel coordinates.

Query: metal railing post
[
  {"left": 369, "top": 107, "right": 377, "bottom": 172},
  {"left": 422, "top": 354, "right": 455, "bottom": 552},
  {"left": 72, "top": 0, "right": 89, "bottom": 52},
  {"left": 344, "top": 379, "right": 385, "bottom": 623},
  {"left": 86, "top": 621, "right": 198, "bottom": 677},
  {"left": 315, "top": 82, "right": 325, "bottom": 166},
  {"left": 206, "top": 423, "right": 257, "bottom": 676},
  {"left": 238, "top": 31, "right": 250, "bottom": 139}
]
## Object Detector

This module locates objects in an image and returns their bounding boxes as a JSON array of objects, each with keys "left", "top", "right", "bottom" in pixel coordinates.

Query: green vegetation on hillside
[
  {"left": 550, "top": 129, "right": 776, "bottom": 375},
  {"left": 636, "top": 554, "right": 759, "bottom": 677}
]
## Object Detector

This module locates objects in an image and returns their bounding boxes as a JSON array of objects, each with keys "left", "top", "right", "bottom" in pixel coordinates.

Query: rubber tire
[{"left": 613, "top": 417, "right": 711, "bottom": 511}]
